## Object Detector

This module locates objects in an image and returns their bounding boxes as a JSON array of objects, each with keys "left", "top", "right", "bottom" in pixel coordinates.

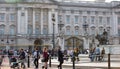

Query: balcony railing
[{"left": 0, "top": 34, "right": 53, "bottom": 39}]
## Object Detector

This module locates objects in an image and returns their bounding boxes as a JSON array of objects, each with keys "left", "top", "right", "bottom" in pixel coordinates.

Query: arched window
[
  {"left": 75, "top": 26, "right": 79, "bottom": 35},
  {"left": 9, "top": 25, "right": 15, "bottom": 35},
  {"left": 66, "top": 26, "right": 70, "bottom": 35},
  {"left": 27, "top": 25, "right": 33, "bottom": 35},
  {"left": 66, "top": 15, "right": 70, "bottom": 24},
  {"left": 9, "top": 14, "right": 15, "bottom": 21},
  {"left": 0, "top": 25, "right": 5, "bottom": 35},
  {"left": 74, "top": 16, "right": 79, "bottom": 24},
  {"left": 0, "top": 13, "right": 5, "bottom": 21}
]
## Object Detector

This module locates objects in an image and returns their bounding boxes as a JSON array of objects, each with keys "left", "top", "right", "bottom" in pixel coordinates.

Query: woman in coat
[{"left": 42, "top": 47, "right": 49, "bottom": 69}]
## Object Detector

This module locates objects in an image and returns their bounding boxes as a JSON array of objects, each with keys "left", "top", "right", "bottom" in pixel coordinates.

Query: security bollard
[
  {"left": 73, "top": 56, "right": 75, "bottom": 69},
  {"left": 108, "top": 53, "right": 111, "bottom": 69},
  {"left": 28, "top": 55, "right": 30, "bottom": 68},
  {"left": 49, "top": 55, "right": 51, "bottom": 67}
]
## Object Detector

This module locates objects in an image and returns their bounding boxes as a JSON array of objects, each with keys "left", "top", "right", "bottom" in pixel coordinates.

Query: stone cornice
[
  {"left": 0, "top": 3, "right": 58, "bottom": 9},
  {"left": 58, "top": 2, "right": 112, "bottom": 8}
]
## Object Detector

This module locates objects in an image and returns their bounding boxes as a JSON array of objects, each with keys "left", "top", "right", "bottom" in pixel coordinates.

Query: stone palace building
[{"left": 0, "top": 0, "right": 120, "bottom": 51}]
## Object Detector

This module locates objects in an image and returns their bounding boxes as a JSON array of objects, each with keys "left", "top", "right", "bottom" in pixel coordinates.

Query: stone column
[
  {"left": 41, "top": 9, "right": 43, "bottom": 34},
  {"left": 48, "top": 9, "right": 52, "bottom": 34},
  {"left": 33, "top": 9, "right": 35, "bottom": 34},
  {"left": 17, "top": 7, "right": 28, "bottom": 34},
  {"left": 112, "top": 11, "right": 118, "bottom": 44},
  {"left": 17, "top": 7, "right": 28, "bottom": 48},
  {"left": 112, "top": 11, "right": 117, "bottom": 36}
]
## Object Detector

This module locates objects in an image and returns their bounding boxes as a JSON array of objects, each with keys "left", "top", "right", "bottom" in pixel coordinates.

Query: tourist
[
  {"left": 57, "top": 46, "right": 64, "bottom": 69},
  {"left": 33, "top": 47, "right": 40, "bottom": 69}
]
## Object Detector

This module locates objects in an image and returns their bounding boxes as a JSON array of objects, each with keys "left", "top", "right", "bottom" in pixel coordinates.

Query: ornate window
[
  {"left": 43, "top": 25, "right": 48, "bottom": 35},
  {"left": 9, "top": 14, "right": 15, "bottom": 21},
  {"left": 83, "top": 16, "right": 87, "bottom": 23},
  {"left": 0, "top": 13, "right": 5, "bottom": 22},
  {"left": 0, "top": 25, "right": 5, "bottom": 35},
  {"left": 43, "top": 10, "right": 48, "bottom": 24},
  {"left": 91, "top": 16, "right": 95, "bottom": 24},
  {"left": 75, "top": 26, "right": 79, "bottom": 35},
  {"left": 99, "top": 16, "right": 103, "bottom": 25},
  {"left": 27, "top": 25, "right": 33, "bottom": 35},
  {"left": 9, "top": 25, "right": 15, "bottom": 35},
  {"left": 107, "top": 17, "right": 110, "bottom": 25},
  {"left": 35, "top": 13, "right": 40, "bottom": 22},
  {"left": 66, "top": 26, "right": 70, "bottom": 35},
  {"left": 66, "top": 15, "right": 70, "bottom": 24},
  {"left": 74, "top": 16, "right": 79, "bottom": 24}
]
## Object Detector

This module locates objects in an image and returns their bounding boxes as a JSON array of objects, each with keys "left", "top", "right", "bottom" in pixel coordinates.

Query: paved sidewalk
[{"left": 0, "top": 55, "right": 120, "bottom": 69}]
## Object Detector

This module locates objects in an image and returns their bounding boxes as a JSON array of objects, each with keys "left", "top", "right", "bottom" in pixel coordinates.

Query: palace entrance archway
[{"left": 65, "top": 36, "right": 83, "bottom": 51}]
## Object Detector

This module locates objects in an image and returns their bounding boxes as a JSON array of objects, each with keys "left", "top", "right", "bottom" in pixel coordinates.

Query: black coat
[{"left": 58, "top": 50, "right": 64, "bottom": 63}]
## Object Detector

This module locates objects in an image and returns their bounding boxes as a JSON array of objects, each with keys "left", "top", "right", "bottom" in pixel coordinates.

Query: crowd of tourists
[
  {"left": 0, "top": 45, "right": 105, "bottom": 69},
  {"left": 89, "top": 45, "right": 105, "bottom": 62}
]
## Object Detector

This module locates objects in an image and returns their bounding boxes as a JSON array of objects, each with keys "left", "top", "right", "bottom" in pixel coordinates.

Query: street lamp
[
  {"left": 72, "top": 36, "right": 75, "bottom": 69},
  {"left": 52, "top": 13, "right": 55, "bottom": 49},
  {"left": 49, "top": 12, "right": 56, "bottom": 67}
]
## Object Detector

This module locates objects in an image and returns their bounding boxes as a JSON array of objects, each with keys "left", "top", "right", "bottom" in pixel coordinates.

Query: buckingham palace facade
[{"left": 0, "top": 0, "right": 120, "bottom": 50}]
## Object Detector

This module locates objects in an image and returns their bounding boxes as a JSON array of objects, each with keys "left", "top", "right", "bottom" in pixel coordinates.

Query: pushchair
[{"left": 10, "top": 56, "right": 19, "bottom": 69}]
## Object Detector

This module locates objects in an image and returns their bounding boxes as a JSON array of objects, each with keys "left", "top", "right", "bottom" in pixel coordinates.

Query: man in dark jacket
[
  {"left": 33, "top": 47, "right": 40, "bottom": 69},
  {"left": 58, "top": 46, "right": 64, "bottom": 69},
  {"left": 19, "top": 49, "right": 26, "bottom": 68}
]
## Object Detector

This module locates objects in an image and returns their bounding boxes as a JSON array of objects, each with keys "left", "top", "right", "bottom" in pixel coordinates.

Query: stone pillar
[
  {"left": 48, "top": 9, "right": 52, "bottom": 34},
  {"left": 17, "top": 7, "right": 28, "bottom": 34},
  {"left": 112, "top": 11, "right": 118, "bottom": 36},
  {"left": 32, "top": 9, "right": 35, "bottom": 34},
  {"left": 41, "top": 9, "right": 43, "bottom": 34},
  {"left": 112, "top": 11, "right": 119, "bottom": 44}
]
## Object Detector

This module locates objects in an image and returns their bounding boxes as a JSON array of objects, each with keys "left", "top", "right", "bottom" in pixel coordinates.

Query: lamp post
[
  {"left": 52, "top": 13, "right": 55, "bottom": 49},
  {"left": 72, "top": 36, "right": 75, "bottom": 69},
  {"left": 49, "top": 13, "right": 55, "bottom": 67},
  {"left": 70, "top": 19, "right": 76, "bottom": 69}
]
